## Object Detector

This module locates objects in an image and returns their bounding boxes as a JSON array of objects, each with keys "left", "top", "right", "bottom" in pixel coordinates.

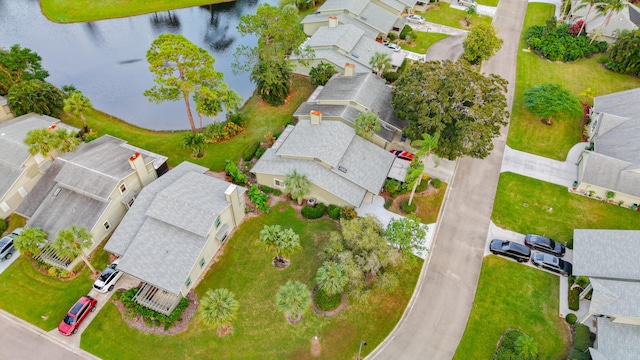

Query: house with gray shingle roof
[
  {"left": 572, "top": 229, "right": 640, "bottom": 360},
  {"left": 294, "top": 66, "right": 407, "bottom": 148},
  {"left": 0, "top": 113, "right": 78, "bottom": 219},
  {"left": 568, "top": 2, "right": 640, "bottom": 42},
  {"left": 251, "top": 119, "right": 395, "bottom": 208},
  {"left": 16, "top": 135, "right": 168, "bottom": 271},
  {"left": 576, "top": 88, "right": 640, "bottom": 209},
  {"left": 104, "top": 161, "right": 246, "bottom": 315}
]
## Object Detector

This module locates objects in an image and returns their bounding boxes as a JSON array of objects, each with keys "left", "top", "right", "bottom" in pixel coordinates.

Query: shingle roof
[
  {"left": 580, "top": 152, "right": 640, "bottom": 197},
  {"left": 318, "top": 0, "right": 370, "bottom": 14},
  {"left": 306, "top": 24, "right": 365, "bottom": 52},
  {"left": 595, "top": 118, "right": 640, "bottom": 165},
  {"left": 573, "top": 229, "right": 640, "bottom": 280},
  {"left": 589, "top": 278, "right": 640, "bottom": 318},
  {"left": 251, "top": 121, "right": 395, "bottom": 207},
  {"left": 590, "top": 317, "right": 640, "bottom": 360},
  {"left": 594, "top": 87, "right": 640, "bottom": 121},
  {"left": 359, "top": 2, "right": 398, "bottom": 33},
  {"left": 105, "top": 161, "right": 245, "bottom": 295}
]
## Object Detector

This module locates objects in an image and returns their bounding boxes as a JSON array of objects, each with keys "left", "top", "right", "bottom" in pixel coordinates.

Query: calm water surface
[{"left": 0, "top": 0, "right": 277, "bottom": 130}]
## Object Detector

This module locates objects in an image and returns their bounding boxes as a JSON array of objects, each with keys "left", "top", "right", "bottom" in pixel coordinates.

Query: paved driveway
[
  {"left": 424, "top": 34, "right": 466, "bottom": 62},
  {"left": 0, "top": 250, "right": 20, "bottom": 274}
]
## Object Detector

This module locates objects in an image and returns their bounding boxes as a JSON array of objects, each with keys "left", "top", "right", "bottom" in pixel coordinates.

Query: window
[
  {"left": 18, "top": 187, "right": 28, "bottom": 198},
  {"left": 103, "top": 221, "right": 111, "bottom": 231},
  {"left": 0, "top": 202, "right": 9, "bottom": 213},
  {"left": 215, "top": 217, "right": 221, "bottom": 228},
  {"left": 221, "top": 233, "right": 228, "bottom": 243},
  {"left": 199, "top": 258, "right": 205, "bottom": 268},
  {"left": 127, "top": 197, "right": 136, "bottom": 209},
  {"left": 274, "top": 179, "right": 284, "bottom": 188},
  {"left": 185, "top": 277, "right": 191, "bottom": 287},
  {"left": 119, "top": 183, "right": 127, "bottom": 194}
]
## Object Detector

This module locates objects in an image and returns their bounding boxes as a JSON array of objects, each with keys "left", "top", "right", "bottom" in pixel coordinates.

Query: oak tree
[{"left": 0, "top": 44, "right": 49, "bottom": 96}]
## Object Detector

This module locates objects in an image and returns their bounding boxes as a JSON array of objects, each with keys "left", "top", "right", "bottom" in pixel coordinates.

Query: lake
[{"left": 0, "top": 0, "right": 277, "bottom": 130}]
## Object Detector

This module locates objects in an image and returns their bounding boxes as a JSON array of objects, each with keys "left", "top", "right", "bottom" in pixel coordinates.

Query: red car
[
  {"left": 389, "top": 150, "right": 415, "bottom": 161},
  {"left": 58, "top": 295, "right": 97, "bottom": 335}
]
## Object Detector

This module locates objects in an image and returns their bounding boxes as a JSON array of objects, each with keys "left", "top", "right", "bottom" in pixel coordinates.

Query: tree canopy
[
  {"left": 257, "top": 225, "right": 302, "bottom": 266},
  {"left": 7, "top": 79, "right": 65, "bottom": 117},
  {"left": 462, "top": 23, "right": 503, "bottom": 65},
  {"left": 354, "top": 111, "right": 382, "bottom": 140},
  {"left": 605, "top": 29, "right": 640, "bottom": 76},
  {"left": 24, "top": 127, "right": 81, "bottom": 159},
  {"left": 63, "top": 90, "right": 92, "bottom": 130},
  {"left": 391, "top": 60, "right": 509, "bottom": 160},
  {"left": 369, "top": 52, "right": 391, "bottom": 77},
  {"left": 13, "top": 227, "right": 47, "bottom": 256},
  {"left": 385, "top": 217, "right": 427, "bottom": 257},
  {"left": 0, "top": 44, "right": 49, "bottom": 96},
  {"left": 144, "top": 33, "right": 239, "bottom": 134},
  {"left": 309, "top": 62, "right": 336, "bottom": 87},
  {"left": 523, "top": 83, "right": 582, "bottom": 125}
]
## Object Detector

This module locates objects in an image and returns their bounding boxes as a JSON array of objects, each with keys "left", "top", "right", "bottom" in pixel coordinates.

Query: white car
[
  {"left": 385, "top": 43, "right": 401, "bottom": 52},
  {"left": 93, "top": 259, "right": 123, "bottom": 293},
  {"left": 406, "top": 14, "right": 425, "bottom": 24}
]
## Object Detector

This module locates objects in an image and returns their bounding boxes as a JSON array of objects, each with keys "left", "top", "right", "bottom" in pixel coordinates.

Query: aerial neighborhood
[{"left": 0, "top": 0, "right": 639, "bottom": 359}]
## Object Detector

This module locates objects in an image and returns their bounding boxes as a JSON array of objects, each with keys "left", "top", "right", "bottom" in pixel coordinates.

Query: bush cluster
[
  {"left": 313, "top": 287, "right": 342, "bottom": 311},
  {"left": 260, "top": 185, "right": 281, "bottom": 196},
  {"left": 431, "top": 178, "right": 442, "bottom": 189},
  {"left": 493, "top": 329, "right": 526, "bottom": 360},
  {"left": 525, "top": 19, "right": 608, "bottom": 62},
  {"left": 117, "top": 288, "right": 190, "bottom": 329},
  {"left": 248, "top": 184, "right": 269, "bottom": 212},
  {"left": 243, "top": 142, "right": 260, "bottom": 161},
  {"left": 227, "top": 112, "right": 246, "bottom": 127},
  {"left": 572, "top": 324, "right": 593, "bottom": 360},
  {"left": 383, "top": 198, "right": 393, "bottom": 210},
  {"left": 415, "top": 174, "right": 430, "bottom": 192},
  {"left": 340, "top": 207, "right": 358, "bottom": 220},
  {"left": 0, "top": 219, "right": 7, "bottom": 234},
  {"left": 301, "top": 203, "right": 326, "bottom": 219},
  {"left": 225, "top": 160, "right": 247, "bottom": 185},
  {"left": 400, "top": 199, "right": 417, "bottom": 214},
  {"left": 565, "top": 313, "right": 577, "bottom": 324},
  {"left": 568, "top": 287, "right": 580, "bottom": 311},
  {"left": 605, "top": 29, "right": 640, "bottom": 76},
  {"left": 327, "top": 204, "right": 341, "bottom": 220},
  {"left": 255, "top": 147, "right": 266, "bottom": 159},
  {"left": 203, "top": 121, "right": 244, "bottom": 144},
  {"left": 400, "top": 25, "right": 414, "bottom": 41}
]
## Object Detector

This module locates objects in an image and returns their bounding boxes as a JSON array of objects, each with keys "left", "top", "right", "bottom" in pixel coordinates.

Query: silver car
[
  {"left": 0, "top": 228, "right": 23, "bottom": 261},
  {"left": 93, "top": 259, "right": 123, "bottom": 292},
  {"left": 406, "top": 14, "right": 425, "bottom": 24}
]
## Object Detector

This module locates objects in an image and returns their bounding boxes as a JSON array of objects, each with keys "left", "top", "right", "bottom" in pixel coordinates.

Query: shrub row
[
  {"left": 525, "top": 19, "right": 608, "bottom": 62},
  {"left": 225, "top": 160, "right": 247, "bottom": 185},
  {"left": 568, "top": 287, "right": 581, "bottom": 311},
  {"left": 203, "top": 121, "right": 244, "bottom": 144},
  {"left": 260, "top": 185, "right": 281, "bottom": 196},
  {"left": 572, "top": 324, "right": 593, "bottom": 360},
  {"left": 327, "top": 204, "right": 341, "bottom": 220},
  {"left": 301, "top": 203, "right": 326, "bottom": 219},
  {"left": 243, "top": 142, "right": 261, "bottom": 161}
]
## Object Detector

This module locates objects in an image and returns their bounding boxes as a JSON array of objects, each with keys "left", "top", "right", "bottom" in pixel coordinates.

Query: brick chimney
[
  {"left": 344, "top": 63, "right": 356, "bottom": 76},
  {"left": 310, "top": 110, "right": 322, "bottom": 125},
  {"left": 224, "top": 184, "right": 246, "bottom": 227},
  {"left": 128, "top": 152, "right": 154, "bottom": 187},
  {"left": 328, "top": 16, "right": 338, "bottom": 28}
]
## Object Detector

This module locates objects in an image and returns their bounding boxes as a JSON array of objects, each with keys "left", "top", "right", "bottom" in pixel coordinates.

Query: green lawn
[
  {"left": 492, "top": 173, "right": 640, "bottom": 242},
  {"left": 64, "top": 75, "right": 315, "bottom": 172},
  {"left": 81, "top": 203, "right": 422, "bottom": 360},
  {"left": 454, "top": 256, "right": 570, "bottom": 359},
  {"left": 399, "top": 32, "right": 451, "bottom": 53},
  {"left": 476, "top": 0, "right": 499, "bottom": 7},
  {"left": 41, "top": 0, "right": 231, "bottom": 23},
  {"left": 508, "top": 3, "right": 640, "bottom": 160},
  {"left": 418, "top": 3, "right": 492, "bottom": 29},
  {"left": 413, "top": 183, "right": 447, "bottom": 224}
]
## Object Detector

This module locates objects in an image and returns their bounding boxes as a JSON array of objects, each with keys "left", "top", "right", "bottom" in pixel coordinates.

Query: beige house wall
[
  {"left": 0, "top": 155, "right": 51, "bottom": 218},
  {"left": 0, "top": 101, "right": 12, "bottom": 122},
  {"left": 612, "top": 317, "right": 640, "bottom": 326},
  {"left": 304, "top": 22, "right": 325, "bottom": 37},
  {"left": 255, "top": 173, "right": 354, "bottom": 207},
  {"left": 575, "top": 182, "right": 640, "bottom": 208}
]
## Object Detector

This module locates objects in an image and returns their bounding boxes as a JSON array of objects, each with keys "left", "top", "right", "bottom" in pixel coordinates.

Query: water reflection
[{"left": 0, "top": 0, "right": 277, "bottom": 130}]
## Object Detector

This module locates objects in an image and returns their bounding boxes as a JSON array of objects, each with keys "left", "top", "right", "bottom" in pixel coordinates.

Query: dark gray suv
[{"left": 489, "top": 239, "right": 531, "bottom": 262}]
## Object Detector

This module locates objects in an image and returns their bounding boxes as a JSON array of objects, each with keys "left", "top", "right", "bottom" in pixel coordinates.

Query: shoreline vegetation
[{"left": 40, "top": 0, "right": 233, "bottom": 23}]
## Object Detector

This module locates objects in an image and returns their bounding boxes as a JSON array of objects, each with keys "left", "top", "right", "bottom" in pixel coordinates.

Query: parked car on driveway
[
  {"left": 58, "top": 295, "right": 97, "bottom": 335},
  {"left": 457, "top": 0, "right": 478, "bottom": 7},
  {"left": 406, "top": 14, "right": 425, "bottom": 24},
  {"left": 0, "top": 228, "right": 23, "bottom": 261},
  {"left": 524, "top": 234, "right": 565, "bottom": 257},
  {"left": 93, "top": 259, "right": 122, "bottom": 293},
  {"left": 385, "top": 43, "right": 401, "bottom": 52},
  {"left": 389, "top": 150, "right": 415, "bottom": 161},
  {"left": 531, "top": 253, "right": 572, "bottom": 276},
  {"left": 489, "top": 240, "right": 531, "bottom": 262}
]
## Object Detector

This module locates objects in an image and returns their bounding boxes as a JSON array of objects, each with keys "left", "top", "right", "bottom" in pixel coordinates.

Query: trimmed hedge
[
  {"left": 569, "top": 287, "right": 581, "bottom": 311},
  {"left": 327, "top": 204, "right": 341, "bottom": 220},
  {"left": 301, "top": 203, "right": 326, "bottom": 219},
  {"left": 255, "top": 147, "right": 266, "bottom": 159},
  {"left": 0, "top": 218, "right": 7, "bottom": 235},
  {"left": 565, "top": 313, "right": 577, "bottom": 324},
  {"left": 573, "top": 324, "right": 592, "bottom": 353},
  {"left": 313, "top": 287, "right": 342, "bottom": 311},
  {"left": 431, "top": 178, "right": 442, "bottom": 189},
  {"left": 566, "top": 238, "right": 574, "bottom": 249},
  {"left": 260, "top": 185, "right": 282, "bottom": 196},
  {"left": 383, "top": 198, "right": 393, "bottom": 209},
  {"left": 243, "top": 141, "right": 260, "bottom": 161},
  {"left": 401, "top": 199, "right": 417, "bottom": 214}
]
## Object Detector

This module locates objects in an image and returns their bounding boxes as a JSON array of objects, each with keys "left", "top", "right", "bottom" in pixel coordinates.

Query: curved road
[{"left": 368, "top": 0, "right": 528, "bottom": 359}]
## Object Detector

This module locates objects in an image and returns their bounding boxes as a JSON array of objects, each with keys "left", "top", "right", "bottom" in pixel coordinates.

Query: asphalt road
[
  {"left": 368, "top": 0, "right": 529, "bottom": 358},
  {"left": 424, "top": 34, "right": 466, "bottom": 62}
]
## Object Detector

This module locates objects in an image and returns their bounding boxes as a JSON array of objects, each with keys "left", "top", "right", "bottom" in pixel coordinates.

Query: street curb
[{"left": 0, "top": 309, "right": 101, "bottom": 360}]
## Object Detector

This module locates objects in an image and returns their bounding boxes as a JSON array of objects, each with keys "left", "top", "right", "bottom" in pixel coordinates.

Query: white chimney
[
  {"left": 310, "top": 110, "right": 322, "bottom": 125},
  {"left": 328, "top": 16, "right": 338, "bottom": 28},
  {"left": 344, "top": 63, "right": 356, "bottom": 76},
  {"left": 128, "top": 152, "right": 154, "bottom": 187},
  {"left": 224, "top": 184, "right": 245, "bottom": 227}
]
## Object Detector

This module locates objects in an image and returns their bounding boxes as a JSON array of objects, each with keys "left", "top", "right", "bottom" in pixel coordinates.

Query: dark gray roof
[
  {"left": 252, "top": 121, "right": 395, "bottom": 207},
  {"left": 593, "top": 88, "right": 640, "bottom": 119},
  {"left": 105, "top": 161, "right": 245, "bottom": 295},
  {"left": 590, "top": 317, "right": 640, "bottom": 360},
  {"left": 581, "top": 152, "right": 640, "bottom": 198},
  {"left": 573, "top": 229, "right": 640, "bottom": 280},
  {"left": 302, "top": 14, "right": 381, "bottom": 40},
  {"left": 359, "top": 2, "right": 398, "bottom": 33},
  {"left": 0, "top": 114, "right": 77, "bottom": 197},
  {"left": 15, "top": 161, "right": 65, "bottom": 218}
]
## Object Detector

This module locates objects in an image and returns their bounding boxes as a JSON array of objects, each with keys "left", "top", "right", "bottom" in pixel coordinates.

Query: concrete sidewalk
[
  {"left": 408, "top": 21, "right": 468, "bottom": 35},
  {"left": 501, "top": 143, "right": 587, "bottom": 187}
]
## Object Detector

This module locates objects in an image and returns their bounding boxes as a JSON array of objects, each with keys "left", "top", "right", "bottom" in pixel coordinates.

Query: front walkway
[{"left": 501, "top": 143, "right": 587, "bottom": 187}]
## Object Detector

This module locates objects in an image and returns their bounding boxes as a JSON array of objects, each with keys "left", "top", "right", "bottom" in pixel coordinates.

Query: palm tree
[
  {"left": 591, "top": 0, "right": 628, "bottom": 43},
  {"left": 182, "top": 132, "right": 206, "bottom": 158},
  {"left": 515, "top": 334, "right": 539, "bottom": 360},
  {"left": 411, "top": 132, "right": 441, "bottom": 165},
  {"left": 200, "top": 288, "right": 239, "bottom": 336},
  {"left": 283, "top": 170, "right": 311, "bottom": 205},
  {"left": 316, "top": 261, "right": 348, "bottom": 297},
  {"left": 257, "top": 225, "right": 302, "bottom": 267},
  {"left": 354, "top": 111, "right": 382, "bottom": 140},
  {"left": 63, "top": 90, "right": 92, "bottom": 131},
  {"left": 369, "top": 52, "right": 391, "bottom": 77},
  {"left": 465, "top": 6, "right": 477, "bottom": 26},
  {"left": 276, "top": 280, "right": 311, "bottom": 324},
  {"left": 13, "top": 227, "right": 48, "bottom": 256},
  {"left": 51, "top": 225, "right": 96, "bottom": 273},
  {"left": 53, "top": 128, "right": 81, "bottom": 153},
  {"left": 576, "top": 0, "right": 601, "bottom": 36},
  {"left": 24, "top": 128, "right": 59, "bottom": 160}
]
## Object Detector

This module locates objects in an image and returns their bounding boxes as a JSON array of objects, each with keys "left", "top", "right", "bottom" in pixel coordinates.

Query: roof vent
[
  {"left": 351, "top": 53, "right": 359, "bottom": 58},
  {"left": 338, "top": 166, "right": 347, "bottom": 173},
  {"left": 53, "top": 188, "right": 61, "bottom": 197}
]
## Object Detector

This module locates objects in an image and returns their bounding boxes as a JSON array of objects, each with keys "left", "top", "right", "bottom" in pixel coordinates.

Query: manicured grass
[
  {"left": 454, "top": 256, "right": 570, "bottom": 359},
  {"left": 399, "top": 32, "right": 451, "bottom": 53},
  {"left": 413, "top": 183, "right": 447, "bottom": 224},
  {"left": 476, "top": 0, "right": 499, "bottom": 7},
  {"left": 81, "top": 203, "right": 422, "bottom": 359},
  {"left": 0, "top": 256, "right": 94, "bottom": 330},
  {"left": 2, "top": 214, "right": 26, "bottom": 237},
  {"left": 418, "top": 3, "right": 492, "bottom": 29},
  {"left": 41, "top": 0, "right": 230, "bottom": 23},
  {"left": 64, "top": 76, "right": 315, "bottom": 172},
  {"left": 492, "top": 173, "right": 640, "bottom": 242},
  {"left": 508, "top": 3, "right": 640, "bottom": 160}
]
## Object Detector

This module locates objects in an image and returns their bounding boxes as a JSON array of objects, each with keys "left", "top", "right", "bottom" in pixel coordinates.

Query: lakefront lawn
[{"left": 81, "top": 203, "right": 423, "bottom": 360}]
